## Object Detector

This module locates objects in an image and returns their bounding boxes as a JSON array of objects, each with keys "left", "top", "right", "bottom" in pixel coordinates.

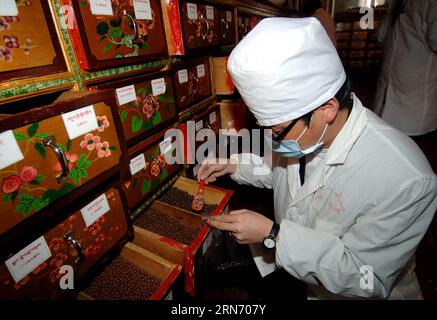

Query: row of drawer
[{"left": 0, "top": 0, "right": 238, "bottom": 83}]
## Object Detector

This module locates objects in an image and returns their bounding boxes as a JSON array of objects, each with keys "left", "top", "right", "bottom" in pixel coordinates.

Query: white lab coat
[
  {"left": 373, "top": 0, "right": 437, "bottom": 136},
  {"left": 230, "top": 94, "right": 437, "bottom": 299}
]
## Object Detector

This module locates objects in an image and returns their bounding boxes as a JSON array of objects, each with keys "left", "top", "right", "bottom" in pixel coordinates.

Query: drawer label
[
  {"left": 0, "top": 0, "right": 18, "bottom": 16},
  {"left": 178, "top": 69, "right": 188, "bottom": 84},
  {"left": 90, "top": 0, "right": 113, "bottom": 16},
  {"left": 226, "top": 11, "right": 232, "bottom": 22},
  {"left": 0, "top": 130, "right": 24, "bottom": 170},
  {"left": 129, "top": 153, "right": 146, "bottom": 175},
  {"left": 151, "top": 78, "right": 166, "bottom": 96},
  {"left": 116, "top": 85, "right": 137, "bottom": 105},
  {"left": 62, "top": 105, "right": 99, "bottom": 140},
  {"left": 159, "top": 137, "right": 173, "bottom": 155},
  {"left": 81, "top": 193, "right": 110, "bottom": 228},
  {"left": 209, "top": 111, "right": 217, "bottom": 124},
  {"left": 206, "top": 6, "right": 214, "bottom": 20},
  {"left": 196, "top": 64, "right": 205, "bottom": 78},
  {"left": 187, "top": 3, "right": 198, "bottom": 20},
  {"left": 133, "top": 0, "right": 152, "bottom": 20},
  {"left": 5, "top": 236, "right": 52, "bottom": 283},
  {"left": 196, "top": 120, "right": 203, "bottom": 131}
]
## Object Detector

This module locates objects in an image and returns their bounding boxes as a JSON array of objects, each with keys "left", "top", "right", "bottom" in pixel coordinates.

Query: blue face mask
[{"left": 271, "top": 123, "right": 328, "bottom": 158}]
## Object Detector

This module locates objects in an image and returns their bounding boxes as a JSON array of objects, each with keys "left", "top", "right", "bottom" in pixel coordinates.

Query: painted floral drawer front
[
  {"left": 0, "top": 102, "right": 121, "bottom": 235},
  {"left": 0, "top": 187, "right": 129, "bottom": 299},
  {"left": 0, "top": 0, "right": 66, "bottom": 81},
  {"left": 113, "top": 75, "right": 176, "bottom": 145},
  {"left": 180, "top": 1, "right": 219, "bottom": 49},
  {"left": 173, "top": 59, "right": 212, "bottom": 112},
  {"left": 74, "top": 0, "right": 166, "bottom": 65},
  {"left": 124, "top": 139, "right": 180, "bottom": 209},
  {"left": 219, "top": 9, "right": 235, "bottom": 46}
]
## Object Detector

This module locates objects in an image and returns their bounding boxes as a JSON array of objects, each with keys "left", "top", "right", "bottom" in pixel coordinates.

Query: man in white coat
[
  {"left": 374, "top": 0, "right": 437, "bottom": 136},
  {"left": 198, "top": 18, "right": 437, "bottom": 299}
]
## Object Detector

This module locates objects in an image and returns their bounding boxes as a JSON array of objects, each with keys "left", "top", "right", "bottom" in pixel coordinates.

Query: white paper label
[
  {"left": 196, "top": 64, "right": 205, "bottom": 78},
  {"left": 5, "top": 236, "right": 52, "bottom": 283},
  {"left": 62, "top": 106, "right": 99, "bottom": 140},
  {"left": 90, "top": 0, "right": 113, "bottom": 16},
  {"left": 81, "top": 194, "right": 110, "bottom": 228},
  {"left": 187, "top": 3, "right": 198, "bottom": 20},
  {"left": 238, "top": 17, "right": 242, "bottom": 26},
  {"left": 226, "top": 11, "right": 232, "bottom": 22},
  {"left": 209, "top": 111, "right": 217, "bottom": 124},
  {"left": 159, "top": 137, "right": 173, "bottom": 155},
  {"left": 206, "top": 6, "right": 214, "bottom": 20},
  {"left": 0, "top": 0, "right": 19, "bottom": 16},
  {"left": 245, "top": 18, "right": 249, "bottom": 26},
  {"left": 133, "top": 0, "right": 152, "bottom": 20},
  {"left": 0, "top": 130, "right": 24, "bottom": 170},
  {"left": 151, "top": 78, "right": 166, "bottom": 96},
  {"left": 129, "top": 153, "right": 146, "bottom": 175},
  {"left": 116, "top": 85, "right": 137, "bottom": 105},
  {"left": 178, "top": 69, "right": 188, "bottom": 84},
  {"left": 196, "top": 120, "right": 203, "bottom": 131}
]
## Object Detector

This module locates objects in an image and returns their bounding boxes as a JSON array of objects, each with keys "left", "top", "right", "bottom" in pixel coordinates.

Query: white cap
[{"left": 227, "top": 17, "right": 346, "bottom": 126}]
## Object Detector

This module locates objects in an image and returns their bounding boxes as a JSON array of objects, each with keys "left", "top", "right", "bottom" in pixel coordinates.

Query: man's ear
[{"left": 319, "top": 98, "right": 340, "bottom": 124}]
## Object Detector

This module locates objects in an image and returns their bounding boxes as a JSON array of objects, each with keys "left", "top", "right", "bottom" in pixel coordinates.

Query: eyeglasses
[{"left": 270, "top": 111, "right": 314, "bottom": 142}]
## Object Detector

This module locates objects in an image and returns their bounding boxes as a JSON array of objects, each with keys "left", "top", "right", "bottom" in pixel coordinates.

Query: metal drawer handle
[
  {"left": 124, "top": 10, "right": 138, "bottom": 40},
  {"left": 43, "top": 135, "right": 69, "bottom": 184},
  {"left": 192, "top": 74, "right": 199, "bottom": 96},
  {"left": 64, "top": 231, "right": 84, "bottom": 264},
  {"left": 221, "top": 18, "right": 229, "bottom": 38},
  {"left": 199, "top": 14, "right": 210, "bottom": 40}
]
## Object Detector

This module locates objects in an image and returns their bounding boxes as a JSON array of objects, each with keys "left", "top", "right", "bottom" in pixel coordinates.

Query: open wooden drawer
[
  {"left": 78, "top": 242, "right": 181, "bottom": 300},
  {"left": 132, "top": 176, "right": 233, "bottom": 295}
]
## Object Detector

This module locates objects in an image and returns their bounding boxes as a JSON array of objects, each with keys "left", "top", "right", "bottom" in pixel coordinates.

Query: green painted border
[{"left": 178, "top": 96, "right": 217, "bottom": 122}]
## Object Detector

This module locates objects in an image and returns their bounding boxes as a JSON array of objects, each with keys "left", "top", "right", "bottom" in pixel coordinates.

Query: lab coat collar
[
  {"left": 324, "top": 93, "right": 368, "bottom": 166},
  {"left": 289, "top": 94, "right": 368, "bottom": 208}
]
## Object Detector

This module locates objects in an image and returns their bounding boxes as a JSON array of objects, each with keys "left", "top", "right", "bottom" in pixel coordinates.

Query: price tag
[
  {"left": 0, "top": 0, "right": 18, "bottom": 16},
  {"left": 178, "top": 69, "right": 188, "bottom": 84},
  {"left": 133, "top": 0, "right": 152, "bottom": 20},
  {"left": 81, "top": 194, "right": 110, "bottom": 228},
  {"left": 5, "top": 236, "right": 52, "bottom": 283},
  {"left": 226, "top": 11, "right": 232, "bottom": 22},
  {"left": 187, "top": 3, "right": 198, "bottom": 20},
  {"left": 151, "top": 78, "right": 166, "bottom": 96},
  {"left": 90, "top": 0, "right": 113, "bottom": 16},
  {"left": 116, "top": 85, "right": 137, "bottom": 105},
  {"left": 62, "top": 106, "right": 98, "bottom": 140},
  {"left": 0, "top": 130, "right": 24, "bottom": 170},
  {"left": 196, "top": 64, "right": 205, "bottom": 78},
  {"left": 206, "top": 6, "right": 214, "bottom": 20},
  {"left": 159, "top": 137, "right": 173, "bottom": 155},
  {"left": 129, "top": 153, "right": 146, "bottom": 175},
  {"left": 209, "top": 111, "right": 217, "bottom": 124},
  {"left": 196, "top": 120, "right": 203, "bottom": 131}
]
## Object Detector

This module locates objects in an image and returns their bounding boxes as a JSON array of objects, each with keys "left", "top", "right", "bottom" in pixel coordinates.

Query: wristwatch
[{"left": 263, "top": 222, "right": 280, "bottom": 249}]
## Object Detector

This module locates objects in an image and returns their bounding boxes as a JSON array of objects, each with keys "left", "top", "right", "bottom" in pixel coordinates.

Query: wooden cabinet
[
  {"left": 172, "top": 57, "right": 212, "bottom": 113},
  {"left": 65, "top": 0, "right": 167, "bottom": 70},
  {"left": 122, "top": 129, "right": 182, "bottom": 211},
  {"left": 218, "top": 7, "right": 236, "bottom": 46},
  {"left": 92, "top": 71, "right": 177, "bottom": 147},
  {"left": 180, "top": 1, "right": 220, "bottom": 51},
  {"left": 0, "top": 182, "right": 131, "bottom": 299},
  {"left": 0, "top": 91, "right": 124, "bottom": 237},
  {"left": 0, "top": 0, "right": 66, "bottom": 82}
]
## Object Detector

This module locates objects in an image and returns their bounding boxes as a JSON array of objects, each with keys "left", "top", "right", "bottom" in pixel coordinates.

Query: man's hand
[
  {"left": 197, "top": 158, "right": 237, "bottom": 184},
  {"left": 207, "top": 209, "right": 274, "bottom": 244}
]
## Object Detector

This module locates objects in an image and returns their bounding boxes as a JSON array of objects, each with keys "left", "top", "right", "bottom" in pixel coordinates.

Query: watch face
[{"left": 263, "top": 237, "right": 275, "bottom": 249}]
